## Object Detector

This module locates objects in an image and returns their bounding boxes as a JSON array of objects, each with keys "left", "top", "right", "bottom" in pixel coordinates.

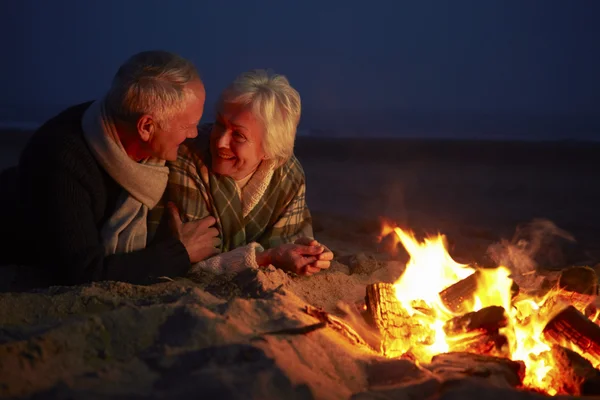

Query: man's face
[{"left": 148, "top": 80, "right": 206, "bottom": 161}]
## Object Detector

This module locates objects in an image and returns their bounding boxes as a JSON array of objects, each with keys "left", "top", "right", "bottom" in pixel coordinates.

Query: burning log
[
  {"left": 443, "top": 306, "right": 509, "bottom": 358},
  {"left": 549, "top": 345, "right": 600, "bottom": 396},
  {"left": 365, "top": 282, "right": 408, "bottom": 357},
  {"left": 438, "top": 271, "right": 480, "bottom": 313},
  {"left": 439, "top": 270, "right": 519, "bottom": 313},
  {"left": 556, "top": 266, "right": 598, "bottom": 311},
  {"left": 543, "top": 305, "right": 600, "bottom": 365},
  {"left": 447, "top": 333, "right": 509, "bottom": 357},
  {"left": 443, "top": 306, "right": 507, "bottom": 336},
  {"left": 364, "top": 283, "right": 434, "bottom": 357},
  {"left": 558, "top": 266, "right": 598, "bottom": 295}
]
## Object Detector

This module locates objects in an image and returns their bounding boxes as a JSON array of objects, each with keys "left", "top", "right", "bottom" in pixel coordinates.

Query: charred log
[
  {"left": 439, "top": 271, "right": 480, "bottom": 314},
  {"left": 447, "top": 333, "right": 509, "bottom": 358},
  {"left": 365, "top": 283, "right": 406, "bottom": 329},
  {"left": 549, "top": 345, "right": 600, "bottom": 396},
  {"left": 443, "top": 306, "right": 508, "bottom": 336},
  {"left": 365, "top": 283, "right": 408, "bottom": 357},
  {"left": 556, "top": 266, "right": 598, "bottom": 311},
  {"left": 543, "top": 305, "right": 600, "bottom": 365},
  {"left": 558, "top": 266, "right": 598, "bottom": 295},
  {"left": 584, "top": 304, "right": 600, "bottom": 321},
  {"left": 365, "top": 283, "right": 434, "bottom": 357},
  {"left": 439, "top": 270, "right": 519, "bottom": 314}
]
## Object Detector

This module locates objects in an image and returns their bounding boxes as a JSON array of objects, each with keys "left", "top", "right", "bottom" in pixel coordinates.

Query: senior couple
[{"left": 0, "top": 50, "right": 332, "bottom": 288}]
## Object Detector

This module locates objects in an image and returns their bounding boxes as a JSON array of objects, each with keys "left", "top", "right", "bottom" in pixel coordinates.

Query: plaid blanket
[{"left": 148, "top": 124, "right": 313, "bottom": 252}]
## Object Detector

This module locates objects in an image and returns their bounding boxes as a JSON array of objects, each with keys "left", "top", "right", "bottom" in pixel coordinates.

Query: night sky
[{"left": 1, "top": 0, "right": 599, "bottom": 136}]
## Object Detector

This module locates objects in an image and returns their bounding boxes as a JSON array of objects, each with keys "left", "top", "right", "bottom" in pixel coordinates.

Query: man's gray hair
[
  {"left": 105, "top": 50, "right": 200, "bottom": 125},
  {"left": 219, "top": 69, "right": 301, "bottom": 165}
]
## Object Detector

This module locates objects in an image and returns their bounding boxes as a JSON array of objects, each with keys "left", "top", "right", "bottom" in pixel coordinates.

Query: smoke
[{"left": 486, "top": 219, "right": 576, "bottom": 293}]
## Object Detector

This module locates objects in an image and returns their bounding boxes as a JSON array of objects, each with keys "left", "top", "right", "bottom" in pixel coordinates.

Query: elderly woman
[{"left": 148, "top": 69, "right": 332, "bottom": 277}]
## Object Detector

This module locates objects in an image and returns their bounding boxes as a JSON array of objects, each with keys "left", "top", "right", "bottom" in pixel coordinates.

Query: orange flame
[{"left": 380, "top": 223, "right": 595, "bottom": 395}]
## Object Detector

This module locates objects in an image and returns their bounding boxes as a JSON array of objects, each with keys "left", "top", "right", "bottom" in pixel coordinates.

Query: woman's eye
[{"left": 233, "top": 131, "right": 246, "bottom": 142}]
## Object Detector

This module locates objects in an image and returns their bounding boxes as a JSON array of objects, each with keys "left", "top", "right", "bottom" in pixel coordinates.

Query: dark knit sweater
[{"left": 13, "top": 102, "right": 191, "bottom": 286}]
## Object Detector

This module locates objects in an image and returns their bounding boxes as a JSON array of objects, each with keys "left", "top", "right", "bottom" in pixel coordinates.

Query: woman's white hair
[
  {"left": 219, "top": 69, "right": 301, "bottom": 164},
  {"left": 105, "top": 50, "right": 200, "bottom": 126}
]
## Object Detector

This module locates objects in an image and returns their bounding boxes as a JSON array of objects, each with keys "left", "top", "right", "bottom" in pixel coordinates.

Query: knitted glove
[{"left": 187, "top": 242, "right": 264, "bottom": 276}]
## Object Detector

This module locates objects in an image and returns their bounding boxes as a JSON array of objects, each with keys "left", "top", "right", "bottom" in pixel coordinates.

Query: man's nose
[{"left": 188, "top": 128, "right": 198, "bottom": 139}]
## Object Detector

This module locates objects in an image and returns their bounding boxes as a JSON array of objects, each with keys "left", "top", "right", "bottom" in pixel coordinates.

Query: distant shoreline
[
  {"left": 0, "top": 129, "right": 33, "bottom": 147},
  {"left": 4, "top": 128, "right": 599, "bottom": 172},
  {"left": 1, "top": 128, "right": 599, "bottom": 145}
]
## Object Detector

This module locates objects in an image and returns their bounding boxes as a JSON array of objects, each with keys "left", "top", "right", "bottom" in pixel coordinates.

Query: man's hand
[
  {"left": 167, "top": 202, "right": 220, "bottom": 263},
  {"left": 294, "top": 237, "right": 334, "bottom": 275}
]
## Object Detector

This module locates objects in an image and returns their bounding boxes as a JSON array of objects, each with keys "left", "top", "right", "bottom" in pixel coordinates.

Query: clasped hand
[{"left": 265, "top": 237, "right": 334, "bottom": 276}]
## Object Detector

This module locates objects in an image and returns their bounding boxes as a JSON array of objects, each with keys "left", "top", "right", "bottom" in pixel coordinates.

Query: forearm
[
  {"left": 188, "top": 243, "right": 266, "bottom": 276},
  {"left": 51, "top": 233, "right": 191, "bottom": 285},
  {"left": 26, "top": 172, "right": 191, "bottom": 285},
  {"left": 101, "top": 237, "right": 191, "bottom": 283}
]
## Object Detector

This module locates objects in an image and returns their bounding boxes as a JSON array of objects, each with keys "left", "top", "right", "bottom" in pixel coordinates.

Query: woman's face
[{"left": 210, "top": 102, "right": 267, "bottom": 180}]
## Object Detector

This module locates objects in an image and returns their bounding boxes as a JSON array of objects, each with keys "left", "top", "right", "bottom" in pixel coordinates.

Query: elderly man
[{"left": 1, "top": 50, "right": 219, "bottom": 287}]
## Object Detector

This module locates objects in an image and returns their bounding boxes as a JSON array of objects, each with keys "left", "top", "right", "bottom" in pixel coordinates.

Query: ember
[{"left": 367, "top": 224, "right": 600, "bottom": 396}]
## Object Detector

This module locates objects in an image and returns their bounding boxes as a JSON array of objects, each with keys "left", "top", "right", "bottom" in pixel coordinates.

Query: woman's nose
[{"left": 216, "top": 131, "right": 231, "bottom": 148}]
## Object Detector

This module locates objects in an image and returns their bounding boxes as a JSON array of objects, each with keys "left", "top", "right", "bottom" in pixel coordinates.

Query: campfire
[{"left": 316, "top": 224, "right": 600, "bottom": 397}]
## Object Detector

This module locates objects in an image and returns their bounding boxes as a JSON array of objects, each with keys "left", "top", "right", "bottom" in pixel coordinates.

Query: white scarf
[
  {"left": 82, "top": 99, "right": 169, "bottom": 255},
  {"left": 236, "top": 159, "right": 276, "bottom": 218}
]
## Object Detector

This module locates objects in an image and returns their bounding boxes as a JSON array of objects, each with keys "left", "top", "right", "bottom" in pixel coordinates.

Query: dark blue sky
[{"left": 1, "top": 0, "right": 599, "bottom": 131}]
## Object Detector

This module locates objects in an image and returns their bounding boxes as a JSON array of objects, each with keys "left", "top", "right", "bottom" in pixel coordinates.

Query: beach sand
[{"left": 1, "top": 130, "right": 600, "bottom": 399}]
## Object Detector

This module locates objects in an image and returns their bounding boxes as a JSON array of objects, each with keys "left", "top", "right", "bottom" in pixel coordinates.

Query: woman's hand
[
  {"left": 294, "top": 237, "right": 334, "bottom": 275},
  {"left": 256, "top": 240, "right": 331, "bottom": 276}
]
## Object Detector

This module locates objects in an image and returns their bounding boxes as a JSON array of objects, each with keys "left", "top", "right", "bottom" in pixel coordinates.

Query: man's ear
[{"left": 136, "top": 114, "right": 155, "bottom": 142}]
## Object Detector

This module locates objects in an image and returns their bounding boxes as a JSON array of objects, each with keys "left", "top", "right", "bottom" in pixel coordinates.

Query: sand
[{"left": 1, "top": 131, "right": 600, "bottom": 399}]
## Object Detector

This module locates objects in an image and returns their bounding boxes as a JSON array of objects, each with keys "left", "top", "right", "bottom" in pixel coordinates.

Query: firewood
[
  {"left": 558, "top": 266, "right": 598, "bottom": 295},
  {"left": 584, "top": 304, "right": 600, "bottom": 321},
  {"left": 439, "top": 271, "right": 480, "bottom": 313},
  {"left": 365, "top": 283, "right": 405, "bottom": 328},
  {"left": 447, "top": 333, "right": 509, "bottom": 358},
  {"left": 365, "top": 283, "right": 434, "bottom": 357},
  {"left": 365, "top": 282, "right": 408, "bottom": 357},
  {"left": 443, "top": 306, "right": 507, "bottom": 336},
  {"left": 439, "top": 270, "right": 519, "bottom": 313},
  {"left": 543, "top": 305, "right": 600, "bottom": 365},
  {"left": 410, "top": 299, "right": 436, "bottom": 318},
  {"left": 556, "top": 266, "right": 598, "bottom": 311},
  {"left": 549, "top": 345, "right": 600, "bottom": 396}
]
